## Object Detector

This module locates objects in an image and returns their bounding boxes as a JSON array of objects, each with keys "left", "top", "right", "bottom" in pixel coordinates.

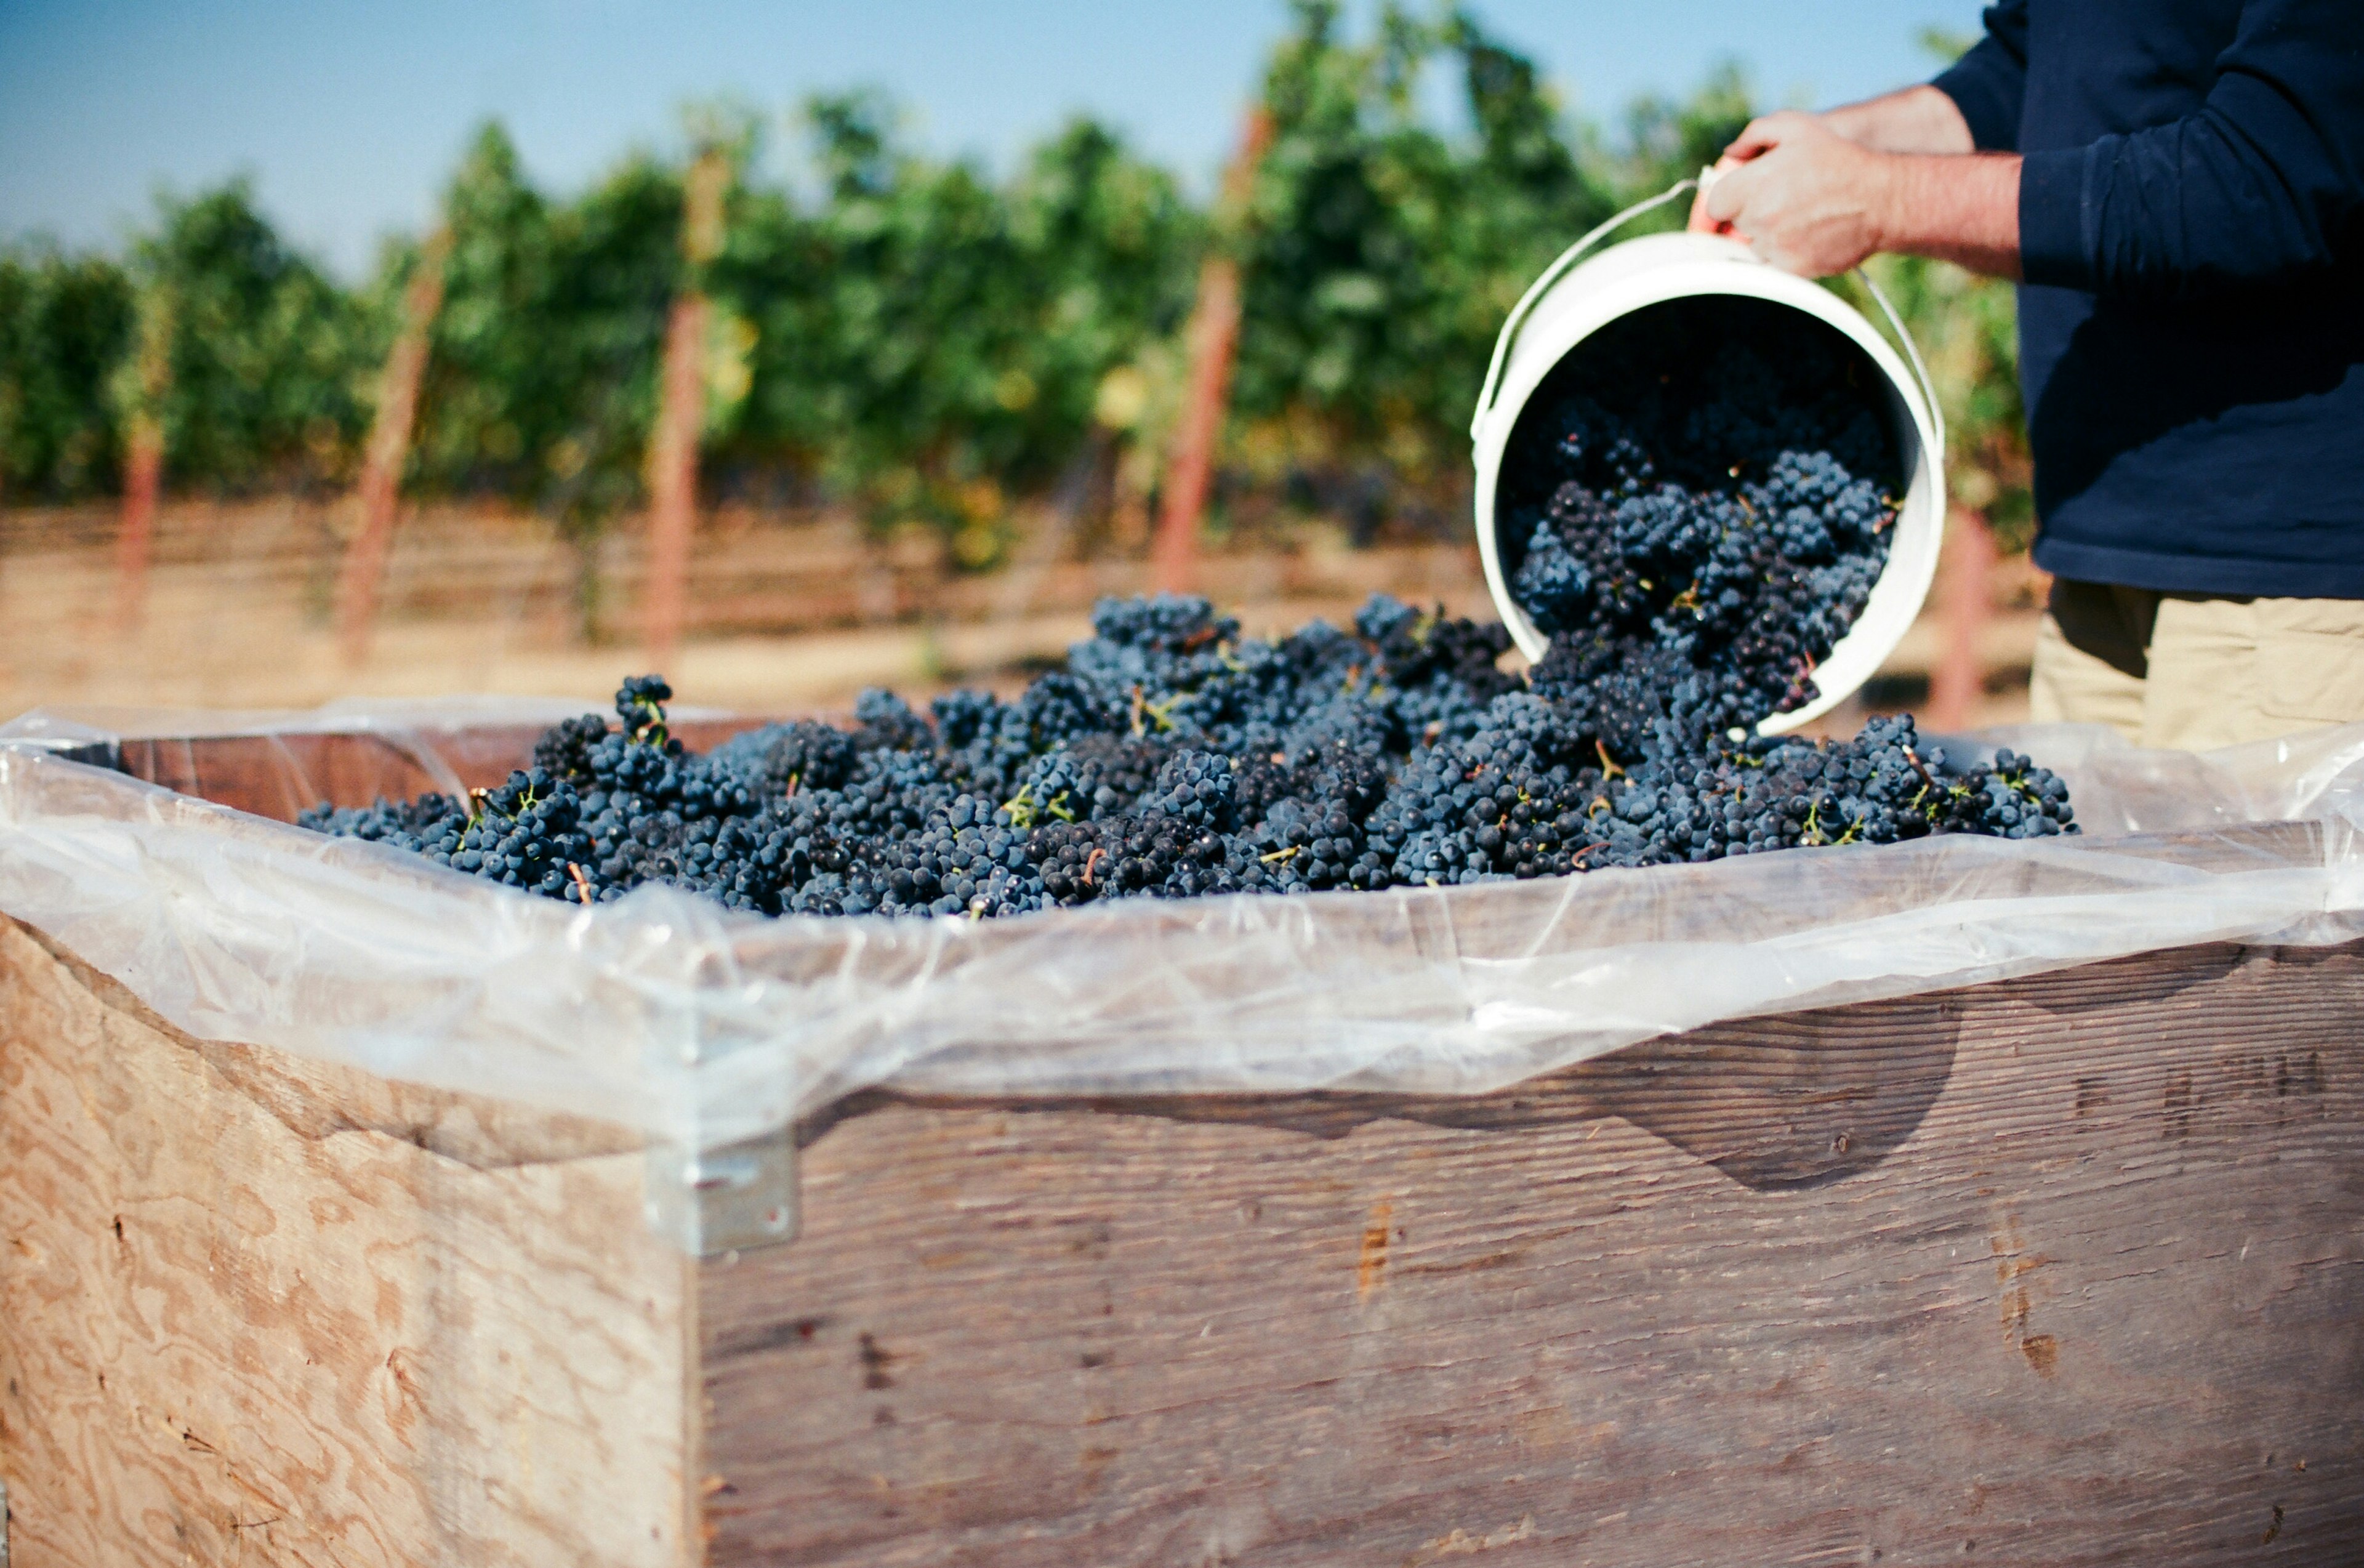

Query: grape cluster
[
  {"left": 302, "top": 596, "right": 2073, "bottom": 917},
  {"left": 299, "top": 766, "right": 594, "bottom": 900},
  {"left": 1501, "top": 297, "right": 1902, "bottom": 762}
]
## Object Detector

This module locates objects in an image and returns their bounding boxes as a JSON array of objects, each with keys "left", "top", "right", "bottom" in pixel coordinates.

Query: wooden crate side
[
  {"left": 700, "top": 941, "right": 2364, "bottom": 1566},
  {"left": 0, "top": 919, "right": 695, "bottom": 1568}
]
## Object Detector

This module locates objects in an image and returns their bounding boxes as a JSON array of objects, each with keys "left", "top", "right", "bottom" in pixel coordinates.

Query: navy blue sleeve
[
  {"left": 2020, "top": 0, "right": 2364, "bottom": 299},
  {"left": 1930, "top": 2, "right": 2028, "bottom": 155}
]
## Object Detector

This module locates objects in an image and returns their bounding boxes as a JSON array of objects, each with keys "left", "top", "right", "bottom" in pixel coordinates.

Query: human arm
[
  {"left": 1683, "top": 1, "right": 2024, "bottom": 276},
  {"left": 2019, "top": 0, "right": 2364, "bottom": 299},
  {"left": 1689, "top": 114, "right": 2022, "bottom": 280},
  {"left": 1925, "top": 2, "right": 2028, "bottom": 155},
  {"left": 1694, "top": 0, "right": 2364, "bottom": 294},
  {"left": 1788, "top": 2, "right": 2026, "bottom": 158},
  {"left": 1818, "top": 86, "right": 1975, "bottom": 157}
]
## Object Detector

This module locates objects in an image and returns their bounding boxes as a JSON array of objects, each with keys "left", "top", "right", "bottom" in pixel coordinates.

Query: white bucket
[{"left": 1469, "top": 219, "right": 1946, "bottom": 736}]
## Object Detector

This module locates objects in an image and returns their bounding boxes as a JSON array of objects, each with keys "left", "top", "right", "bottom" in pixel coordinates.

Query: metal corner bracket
[{"left": 645, "top": 1125, "right": 798, "bottom": 1257}]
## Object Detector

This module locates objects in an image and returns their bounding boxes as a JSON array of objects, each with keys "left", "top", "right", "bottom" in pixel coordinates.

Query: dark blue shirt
[{"left": 1934, "top": 0, "right": 2364, "bottom": 597}]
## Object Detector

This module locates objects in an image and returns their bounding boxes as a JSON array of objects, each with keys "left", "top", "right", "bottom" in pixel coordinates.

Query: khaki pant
[{"left": 2030, "top": 581, "right": 2364, "bottom": 750}]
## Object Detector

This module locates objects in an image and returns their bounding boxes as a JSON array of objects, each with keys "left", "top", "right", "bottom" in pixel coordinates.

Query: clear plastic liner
[{"left": 4, "top": 702, "right": 2363, "bottom": 1160}]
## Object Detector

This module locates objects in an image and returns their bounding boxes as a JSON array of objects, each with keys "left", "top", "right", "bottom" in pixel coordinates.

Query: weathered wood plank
[
  {"left": 702, "top": 940, "right": 2364, "bottom": 1566},
  {"left": 19, "top": 719, "right": 2364, "bottom": 1563},
  {"left": 0, "top": 919, "right": 693, "bottom": 1567}
]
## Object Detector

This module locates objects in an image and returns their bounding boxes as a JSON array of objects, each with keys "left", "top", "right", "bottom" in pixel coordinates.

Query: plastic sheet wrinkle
[{"left": 6, "top": 706, "right": 2364, "bottom": 1159}]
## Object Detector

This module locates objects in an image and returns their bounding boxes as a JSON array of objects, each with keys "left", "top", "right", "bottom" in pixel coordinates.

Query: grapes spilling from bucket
[
  {"left": 301, "top": 600, "right": 2073, "bottom": 918},
  {"left": 1501, "top": 297, "right": 1902, "bottom": 757}
]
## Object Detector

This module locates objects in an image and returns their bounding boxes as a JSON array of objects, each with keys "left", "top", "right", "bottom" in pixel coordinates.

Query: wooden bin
[{"left": 2, "top": 732, "right": 2361, "bottom": 1565}]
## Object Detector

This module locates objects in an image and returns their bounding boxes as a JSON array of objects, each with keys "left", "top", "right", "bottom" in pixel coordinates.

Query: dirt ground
[{"left": 0, "top": 499, "right": 2038, "bottom": 728}]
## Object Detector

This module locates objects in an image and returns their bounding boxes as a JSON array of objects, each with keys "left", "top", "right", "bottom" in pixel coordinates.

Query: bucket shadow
[{"left": 802, "top": 992, "right": 1963, "bottom": 1193}]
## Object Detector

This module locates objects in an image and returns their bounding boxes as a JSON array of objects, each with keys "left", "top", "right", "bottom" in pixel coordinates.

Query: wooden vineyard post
[
  {"left": 112, "top": 285, "right": 174, "bottom": 633},
  {"left": 1151, "top": 108, "right": 1272, "bottom": 598},
  {"left": 643, "top": 147, "right": 730, "bottom": 669},
  {"left": 1928, "top": 505, "right": 1996, "bottom": 731},
  {"left": 334, "top": 228, "right": 450, "bottom": 667},
  {"left": 113, "top": 425, "right": 163, "bottom": 631}
]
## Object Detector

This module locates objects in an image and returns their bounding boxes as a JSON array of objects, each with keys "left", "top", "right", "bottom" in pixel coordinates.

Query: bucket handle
[
  {"left": 1468, "top": 173, "right": 1948, "bottom": 465},
  {"left": 1853, "top": 267, "right": 1946, "bottom": 467},
  {"left": 1468, "top": 178, "right": 1699, "bottom": 446}
]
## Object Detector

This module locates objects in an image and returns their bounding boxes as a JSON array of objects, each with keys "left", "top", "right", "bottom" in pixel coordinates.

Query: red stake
[
  {"left": 336, "top": 228, "right": 450, "bottom": 667},
  {"left": 1928, "top": 506, "right": 1996, "bottom": 733},
  {"left": 113, "top": 286, "right": 175, "bottom": 633},
  {"left": 113, "top": 422, "right": 163, "bottom": 633},
  {"left": 643, "top": 148, "right": 730, "bottom": 670},
  {"left": 1151, "top": 108, "right": 1272, "bottom": 598}
]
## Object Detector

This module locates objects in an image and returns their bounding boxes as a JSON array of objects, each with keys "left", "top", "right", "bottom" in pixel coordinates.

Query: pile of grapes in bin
[{"left": 305, "top": 301, "right": 2075, "bottom": 920}]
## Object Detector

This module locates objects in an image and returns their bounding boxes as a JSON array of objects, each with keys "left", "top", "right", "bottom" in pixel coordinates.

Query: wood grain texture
[
  {"left": 21, "top": 722, "right": 2364, "bottom": 1563},
  {"left": 703, "top": 939, "right": 2364, "bottom": 1567},
  {"left": 0, "top": 918, "right": 693, "bottom": 1568}
]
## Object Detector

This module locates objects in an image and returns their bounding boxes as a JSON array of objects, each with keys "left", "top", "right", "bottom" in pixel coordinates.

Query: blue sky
[{"left": 0, "top": 1, "right": 1987, "bottom": 279}]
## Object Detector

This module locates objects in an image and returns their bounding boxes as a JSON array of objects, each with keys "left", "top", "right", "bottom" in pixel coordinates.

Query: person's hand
[{"left": 1686, "top": 111, "right": 1894, "bottom": 277}]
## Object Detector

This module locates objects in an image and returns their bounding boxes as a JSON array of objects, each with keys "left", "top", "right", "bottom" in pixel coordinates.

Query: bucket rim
[{"left": 1469, "top": 233, "right": 1947, "bottom": 736}]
